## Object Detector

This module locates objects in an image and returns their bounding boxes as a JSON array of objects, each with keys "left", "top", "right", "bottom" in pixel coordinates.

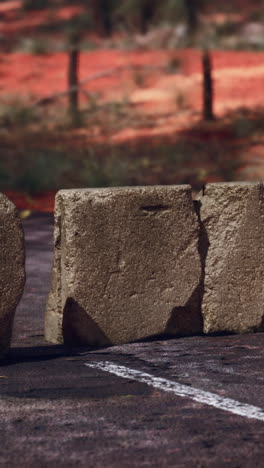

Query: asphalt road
[{"left": 0, "top": 214, "right": 264, "bottom": 467}]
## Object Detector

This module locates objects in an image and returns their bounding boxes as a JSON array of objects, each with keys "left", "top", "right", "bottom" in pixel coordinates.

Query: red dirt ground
[
  {"left": 2, "top": 47, "right": 264, "bottom": 212},
  {"left": 1, "top": 48, "right": 264, "bottom": 140},
  {"left": 1, "top": 48, "right": 264, "bottom": 112}
]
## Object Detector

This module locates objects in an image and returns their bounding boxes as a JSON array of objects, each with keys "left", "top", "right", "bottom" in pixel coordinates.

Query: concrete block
[
  {"left": 45, "top": 186, "right": 202, "bottom": 346},
  {"left": 0, "top": 194, "right": 25, "bottom": 357},
  {"left": 198, "top": 182, "right": 264, "bottom": 334}
]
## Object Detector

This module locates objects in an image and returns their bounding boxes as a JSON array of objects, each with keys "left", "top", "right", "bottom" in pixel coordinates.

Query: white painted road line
[{"left": 85, "top": 361, "right": 264, "bottom": 422}]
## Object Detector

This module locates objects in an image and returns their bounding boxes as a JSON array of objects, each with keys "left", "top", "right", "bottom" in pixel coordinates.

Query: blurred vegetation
[
  {"left": 0, "top": 0, "right": 263, "bottom": 194},
  {"left": 22, "top": 0, "right": 51, "bottom": 10},
  {"left": 0, "top": 104, "right": 261, "bottom": 194},
  {"left": 16, "top": 0, "right": 210, "bottom": 44}
]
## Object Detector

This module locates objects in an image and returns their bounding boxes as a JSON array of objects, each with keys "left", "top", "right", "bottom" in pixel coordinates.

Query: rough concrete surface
[
  {"left": 198, "top": 182, "right": 264, "bottom": 334},
  {"left": 0, "top": 193, "right": 25, "bottom": 357},
  {"left": 45, "top": 186, "right": 202, "bottom": 346}
]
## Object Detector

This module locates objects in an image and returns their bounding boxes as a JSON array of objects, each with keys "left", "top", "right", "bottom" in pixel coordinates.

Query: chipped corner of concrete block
[
  {"left": 199, "top": 182, "right": 264, "bottom": 335},
  {"left": 45, "top": 185, "right": 203, "bottom": 347},
  {"left": 0, "top": 193, "right": 25, "bottom": 358}
]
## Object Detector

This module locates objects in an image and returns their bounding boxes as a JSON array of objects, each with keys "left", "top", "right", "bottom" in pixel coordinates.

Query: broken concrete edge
[
  {"left": 0, "top": 194, "right": 26, "bottom": 358},
  {"left": 44, "top": 182, "right": 264, "bottom": 348}
]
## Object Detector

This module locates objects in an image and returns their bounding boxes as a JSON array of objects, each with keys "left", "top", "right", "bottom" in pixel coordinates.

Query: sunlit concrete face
[
  {"left": 45, "top": 186, "right": 202, "bottom": 347},
  {"left": 198, "top": 182, "right": 264, "bottom": 335},
  {"left": 0, "top": 194, "right": 25, "bottom": 357}
]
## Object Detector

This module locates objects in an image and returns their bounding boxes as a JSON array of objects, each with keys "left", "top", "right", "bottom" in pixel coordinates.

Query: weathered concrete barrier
[
  {"left": 0, "top": 194, "right": 25, "bottom": 357},
  {"left": 198, "top": 182, "right": 264, "bottom": 334},
  {"left": 45, "top": 186, "right": 202, "bottom": 346}
]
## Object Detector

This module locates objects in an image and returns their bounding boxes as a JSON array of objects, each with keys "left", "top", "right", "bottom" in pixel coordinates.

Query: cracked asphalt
[{"left": 0, "top": 213, "right": 263, "bottom": 467}]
